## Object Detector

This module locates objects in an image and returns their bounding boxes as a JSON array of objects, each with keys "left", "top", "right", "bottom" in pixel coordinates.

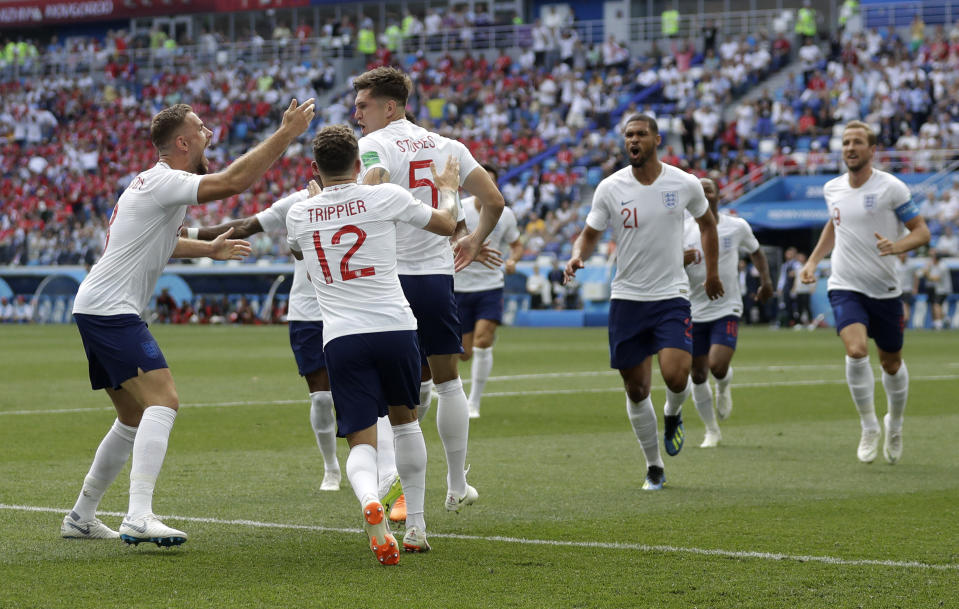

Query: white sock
[
  {"left": 663, "top": 379, "right": 690, "bottom": 416},
  {"left": 626, "top": 395, "right": 664, "bottom": 469},
  {"left": 309, "top": 391, "right": 340, "bottom": 474},
  {"left": 393, "top": 421, "right": 427, "bottom": 532},
  {"left": 845, "top": 355, "right": 879, "bottom": 431},
  {"left": 72, "top": 419, "right": 137, "bottom": 521},
  {"left": 375, "top": 416, "right": 397, "bottom": 497},
  {"left": 691, "top": 379, "right": 720, "bottom": 434},
  {"left": 435, "top": 378, "right": 469, "bottom": 496},
  {"left": 127, "top": 406, "right": 177, "bottom": 519},
  {"left": 346, "top": 443, "right": 379, "bottom": 507},
  {"left": 715, "top": 366, "right": 733, "bottom": 393},
  {"left": 417, "top": 380, "right": 434, "bottom": 420},
  {"left": 881, "top": 361, "right": 909, "bottom": 431},
  {"left": 468, "top": 347, "right": 494, "bottom": 409}
]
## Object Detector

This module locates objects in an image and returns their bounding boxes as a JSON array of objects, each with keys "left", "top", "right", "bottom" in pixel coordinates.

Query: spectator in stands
[
  {"left": 0, "top": 297, "right": 13, "bottom": 323},
  {"left": 920, "top": 249, "right": 952, "bottom": 330},
  {"left": 935, "top": 224, "right": 959, "bottom": 257},
  {"left": 13, "top": 294, "right": 32, "bottom": 323},
  {"left": 526, "top": 264, "right": 549, "bottom": 310}
]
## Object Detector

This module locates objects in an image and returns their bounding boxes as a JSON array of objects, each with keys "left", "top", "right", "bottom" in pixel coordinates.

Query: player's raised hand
[
  {"left": 473, "top": 241, "right": 503, "bottom": 270},
  {"left": 704, "top": 275, "right": 724, "bottom": 300},
  {"left": 799, "top": 262, "right": 817, "bottom": 284},
  {"left": 280, "top": 98, "right": 316, "bottom": 136},
  {"left": 307, "top": 179, "right": 322, "bottom": 197},
  {"left": 208, "top": 227, "right": 252, "bottom": 261},
  {"left": 874, "top": 232, "right": 896, "bottom": 256},
  {"left": 453, "top": 233, "right": 482, "bottom": 272},
  {"left": 431, "top": 155, "right": 460, "bottom": 192},
  {"left": 563, "top": 257, "right": 583, "bottom": 285}
]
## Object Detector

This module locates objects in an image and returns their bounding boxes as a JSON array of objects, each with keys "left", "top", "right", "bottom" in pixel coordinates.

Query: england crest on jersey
[
  {"left": 662, "top": 191, "right": 678, "bottom": 209},
  {"left": 863, "top": 194, "right": 877, "bottom": 211},
  {"left": 722, "top": 236, "right": 732, "bottom": 250}
]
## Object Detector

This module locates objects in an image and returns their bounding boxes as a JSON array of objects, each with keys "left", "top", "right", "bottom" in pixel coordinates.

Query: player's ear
[
  {"left": 353, "top": 157, "right": 362, "bottom": 177},
  {"left": 311, "top": 160, "right": 321, "bottom": 178}
]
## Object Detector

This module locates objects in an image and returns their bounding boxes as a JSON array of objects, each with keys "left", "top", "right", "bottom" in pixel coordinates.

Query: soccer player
[
  {"left": 682, "top": 177, "right": 773, "bottom": 447},
  {"left": 183, "top": 189, "right": 343, "bottom": 492},
  {"left": 286, "top": 124, "right": 461, "bottom": 563},
  {"left": 800, "top": 120, "right": 930, "bottom": 464},
  {"left": 353, "top": 66, "right": 505, "bottom": 511},
  {"left": 563, "top": 115, "right": 723, "bottom": 490},
  {"left": 453, "top": 164, "right": 522, "bottom": 419},
  {"left": 63, "top": 99, "right": 315, "bottom": 545}
]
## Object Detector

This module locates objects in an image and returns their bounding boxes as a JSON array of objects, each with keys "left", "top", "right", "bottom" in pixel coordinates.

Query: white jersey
[
  {"left": 586, "top": 163, "right": 709, "bottom": 301},
  {"left": 683, "top": 212, "right": 760, "bottom": 321},
  {"left": 824, "top": 169, "right": 916, "bottom": 299},
  {"left": 73, "top": 162, "right": 201, "bottom": 317},
  {"left": 358, "top": 118, "right": 478, "bottom": 275},
  {"left": 285, "top": 182, "right": 433, "bottom": 346},
  {"left": 256, "top": 189, "right": 322, "bottom": 322},
  {"left": 453, "top": 199, "right": 520, "bottom": 292}
]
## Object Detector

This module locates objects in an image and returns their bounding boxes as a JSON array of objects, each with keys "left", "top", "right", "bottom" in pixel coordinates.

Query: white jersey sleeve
[
  {"left": 454, "top": 201, "right": 520, "bottom": 292},
  {"left": 285, "top": 182, "right": 428, "bottom": 345},
  {"left": 588, "top": 164, "right": 697, "bottom": 301},
  {"left": 358, "top": 119, "right": 479, "bottom": 275},
  {"left": 826, "top": 170, "right": 914, "bottom": 299},
  {"left": 685, "top": 214, "right": 756, "bottom": 321},
  {"left": 73, "top": 163, "right": 202, "bottom": 317},
  {"left": 257, "top": 189, "right": 324, "bottom": 322}
]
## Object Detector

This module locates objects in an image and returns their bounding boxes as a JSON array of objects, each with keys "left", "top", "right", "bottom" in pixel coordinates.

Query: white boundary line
[
  {"left": 3, "top": 503, "right": 955, "bottom": 572},
  {"left": 3, "top": 375, "right": 958, "bottom": 417}
]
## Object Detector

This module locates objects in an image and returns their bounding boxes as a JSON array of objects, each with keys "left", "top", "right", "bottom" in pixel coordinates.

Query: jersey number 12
[{"left": 311, "top": 226, "right": 376, "bottom": 283}]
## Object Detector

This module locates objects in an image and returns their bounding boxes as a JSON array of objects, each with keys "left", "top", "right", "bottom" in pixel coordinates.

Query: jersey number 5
[
  {"left": 409, "top": 160, "right": 438, "bottom": 207},
  {"left": 311, "top": 225, "right": 376, "bottom": 284}
]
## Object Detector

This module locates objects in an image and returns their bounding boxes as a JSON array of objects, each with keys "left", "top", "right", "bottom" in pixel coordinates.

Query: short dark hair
[
  {"left": 311, "top": 124, "right": 358, "bottom": 175},
  {"left": 151, "top": 104, "right": 193, "bottom": 150},
  {"left": 353, "top": 66, "right": 412, "bottom": 106},
  {"left": 481, "top": 163, "right": 499, "bottom": 182},
  {"left": 843, "top": 120, "right": 877, "bottom": 146},
  {"left": 623, "top": 114, "right": 659, "bottom": 135}
]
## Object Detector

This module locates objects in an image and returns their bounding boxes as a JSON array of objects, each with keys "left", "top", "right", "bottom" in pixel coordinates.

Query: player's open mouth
[{"left": 630, "top": 147, "right": 640, "bottom": 155}]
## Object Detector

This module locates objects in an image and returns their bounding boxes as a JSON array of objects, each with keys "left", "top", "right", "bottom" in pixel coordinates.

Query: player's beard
[
  {"left": 629, "top": 150, "right": 650, "bottom": 168},
  {"left": 194, "top": 155, "right": 209, "bottom": 175},
  {"left": 843, "top": 156, "right": 867, "bottom": 173}
]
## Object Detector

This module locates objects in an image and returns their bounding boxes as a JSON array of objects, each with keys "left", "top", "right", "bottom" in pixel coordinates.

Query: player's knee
[
  {"left": 624, "top": 382, "right": 650, "bottom": 403},
  {"left": 710, "top": 362, "right": 729, "bottom": 379},
  {"left": 846, "top": 344, "right": 869, "bottom": 359},
  {"left": 690, "top": 368, "right": 709, "bottom": 385},
  {"left": 661, "top": 368, "right": 689, "bottom": 393}
]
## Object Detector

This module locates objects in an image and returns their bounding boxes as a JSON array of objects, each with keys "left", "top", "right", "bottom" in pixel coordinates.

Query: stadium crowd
[{"left": 2, "top": 12, "right": 958, "bottom": 318}]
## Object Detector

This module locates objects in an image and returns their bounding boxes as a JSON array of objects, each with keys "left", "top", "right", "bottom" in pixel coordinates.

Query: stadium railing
[
  {"left": 8, "top": 9, "right": 787, "bottom": 81},
  {"left": 862, "top": 1, "right": 959, "bottom": 29}
]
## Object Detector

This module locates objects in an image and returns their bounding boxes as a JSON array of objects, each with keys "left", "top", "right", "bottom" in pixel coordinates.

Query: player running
[
  {"left": 564, "top": 114, "right": 722, "bottom": 491},
  {"left": 682, "top": 177, "right": 773, "bottom": 447},
  {"left": 453, "top": 164, "right": 523, "bottom": 419},
  {"left": 800, "top": 120, "right": 929, "bottom": 464}
]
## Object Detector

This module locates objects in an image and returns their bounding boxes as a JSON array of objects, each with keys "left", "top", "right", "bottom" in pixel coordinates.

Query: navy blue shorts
[
  {"left": 74, "top": 313, "right": 168, "bottom": 390},
  {"left": 828, "top": 289, "right": 904, "bottom": 353},
  {"left": 692, "top": 315, "right": 740, "bottom": 357},
  {"left": 323, "top": 330, "right": 421, "bottom": 437},
  {"left": 455, "top": 288, "right": 504, "bottom": 334},
  {"left": 608, "top": 298, "right": 693, "bottom": 370},
  {"left": 288, "top": 320, "right": 326, "bottom": 376},
  {"left": 399, "top": 274, "right": 463, "bottom": 364}
]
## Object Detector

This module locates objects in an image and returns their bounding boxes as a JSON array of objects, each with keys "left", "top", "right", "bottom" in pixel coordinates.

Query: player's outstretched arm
[
  {"left": 196, "top": 98, "right": 315, "bottom": 204},
  {"left": 454, "top": 166, "right": 506, "bottom": 271},
  {"left": 801, "top": 219, "right": 834, "bottom": 283},
  {"left": 172, "top": 227, "right": 252, "bottom": 260},
  {"left": 181, "top": 216, "right": 264, "bottom": 241},
  {"left": 749, "top": 247, "right": 775, "bottom": 302},
  {"left": 695, "top": 210, "right": 724, "bottom": 299},
  {"left": 564, "top": 225, "right": 602, "bottom": 285},
  {"left": 875, "top": 215, "right": 930, "bottom": 256}
]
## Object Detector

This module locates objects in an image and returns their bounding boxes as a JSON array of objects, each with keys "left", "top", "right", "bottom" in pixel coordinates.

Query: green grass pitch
[{"left": 1, "top": 324, "right": 957, "bottom": 608}]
